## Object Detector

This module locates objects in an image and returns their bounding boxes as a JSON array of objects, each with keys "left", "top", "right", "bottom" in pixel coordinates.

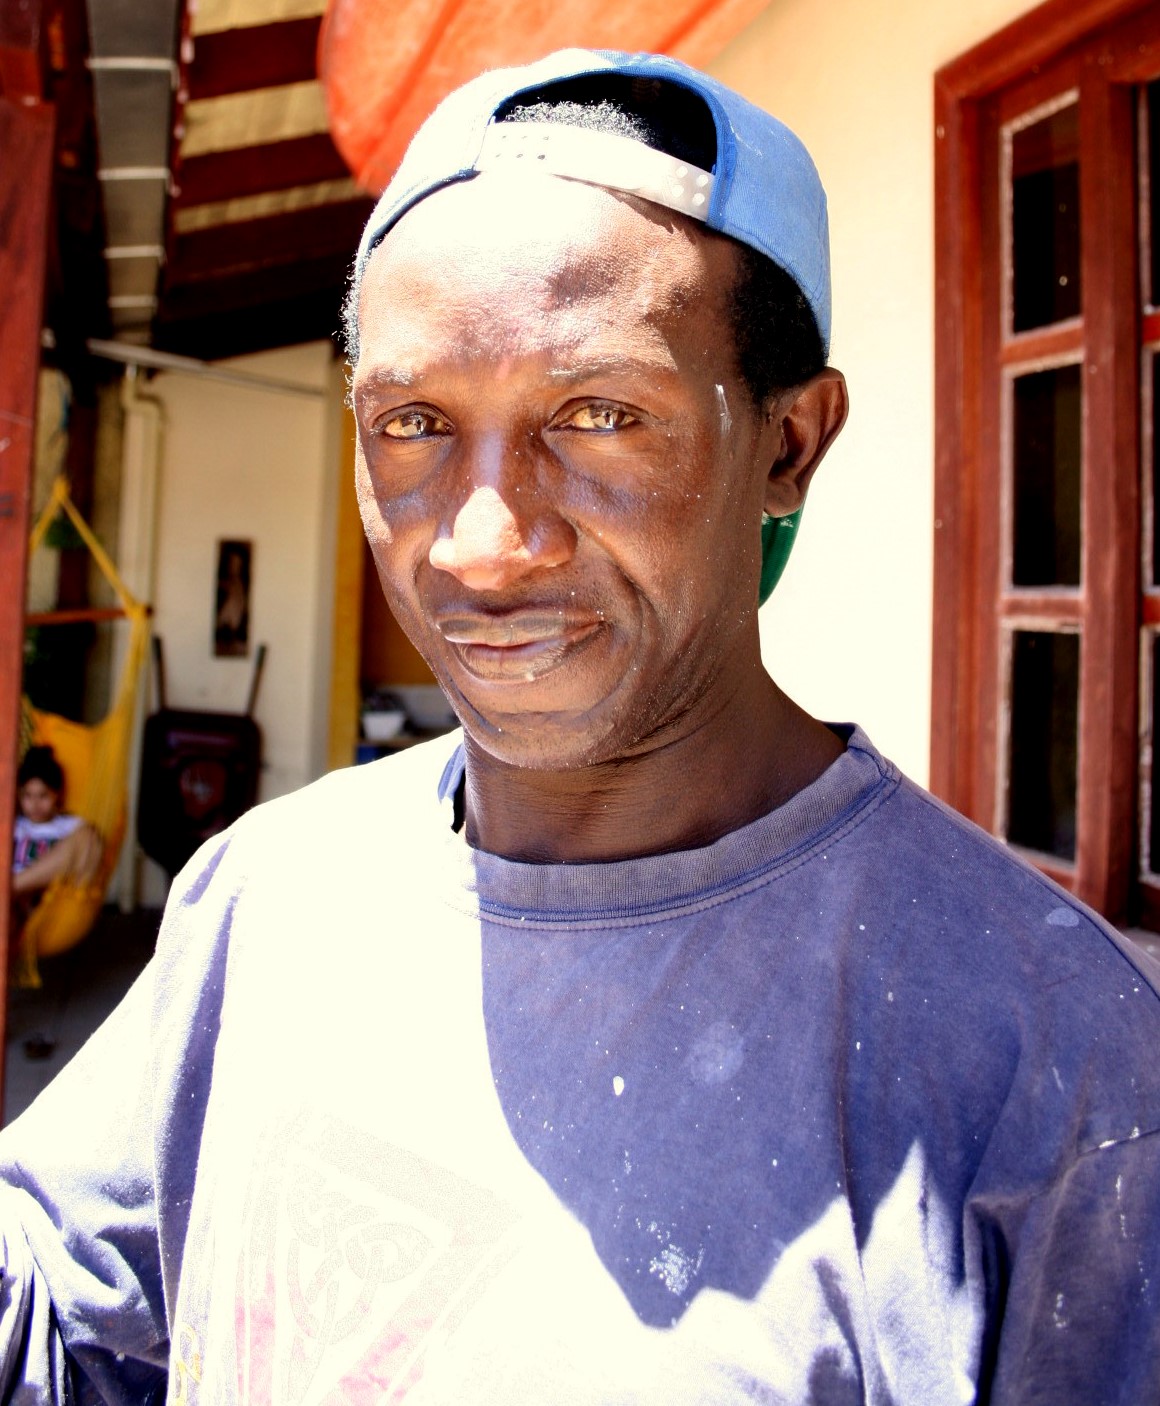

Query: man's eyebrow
[
  {"left": 352, "top": 365, "right": 418, "bottom": 394},
  {"left": 545, "top": 354, "right": 677, "bottom": 381}
]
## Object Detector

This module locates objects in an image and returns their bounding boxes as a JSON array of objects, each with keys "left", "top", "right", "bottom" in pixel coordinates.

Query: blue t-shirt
[{"left": 0, "top": 728, "right": 1158, "bottom": 1403}]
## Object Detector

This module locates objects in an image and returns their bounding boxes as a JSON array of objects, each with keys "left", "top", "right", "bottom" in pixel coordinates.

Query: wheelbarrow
[{"left": 137, "top": 638, "right": 267, "bottom": 878}]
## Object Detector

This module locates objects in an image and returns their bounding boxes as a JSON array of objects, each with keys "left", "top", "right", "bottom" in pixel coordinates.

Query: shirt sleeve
[
  {"left": 0, "top": 967, "right": 168, "bottom": 1404},
  {"left": 0, "top": 829, "right": 237, "bottom": 1404},
  {"left": 988, "top": 1130, "right": 1160, "bottom": 1405}
]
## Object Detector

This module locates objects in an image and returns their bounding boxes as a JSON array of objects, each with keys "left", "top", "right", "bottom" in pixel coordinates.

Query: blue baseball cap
[{"left": 352, "top": 49, "right": 831, "bottom": 601}]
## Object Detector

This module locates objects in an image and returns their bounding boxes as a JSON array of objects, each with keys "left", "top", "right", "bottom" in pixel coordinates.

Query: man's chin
[{"left": 457, "top": 700, "right": 633, "bottom": 774}]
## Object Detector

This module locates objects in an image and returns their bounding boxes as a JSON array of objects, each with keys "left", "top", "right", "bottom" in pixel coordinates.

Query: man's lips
[
  {"left": 435, "top": 610, "right": 604, "bottom": 680},
  {"left": 438, "top": 611, "right": 598, "bottom": 646}
]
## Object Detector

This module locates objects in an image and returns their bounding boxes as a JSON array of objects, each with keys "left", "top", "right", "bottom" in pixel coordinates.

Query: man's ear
[{"left": 762, "top": 368, "right": 849, "bottom": 518}]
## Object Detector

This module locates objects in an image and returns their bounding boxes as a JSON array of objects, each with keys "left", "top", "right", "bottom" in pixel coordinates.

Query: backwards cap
[{"left": 352, "top": 49, "right": 832, "bottom": 601}]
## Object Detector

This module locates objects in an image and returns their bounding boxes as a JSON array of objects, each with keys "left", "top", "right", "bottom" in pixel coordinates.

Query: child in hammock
[{"left": 12, "top": 746, "right": 101, "bottom": 905}]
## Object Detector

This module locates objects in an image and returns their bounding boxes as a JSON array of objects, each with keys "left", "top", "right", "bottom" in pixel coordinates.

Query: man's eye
[
  {"left": 379, "top": 409, "right": 451, "bottom": 439},
  {"left": 563, "top": 404, "right": 637, "bottom": 432}
]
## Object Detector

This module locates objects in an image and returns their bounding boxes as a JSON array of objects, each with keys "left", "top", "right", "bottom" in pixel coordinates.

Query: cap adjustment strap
[{"left": 476, "top": 121, "right": 714, "bottom": 223}]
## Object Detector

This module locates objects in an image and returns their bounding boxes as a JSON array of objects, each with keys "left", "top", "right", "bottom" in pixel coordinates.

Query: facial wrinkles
[
  {"left": 360, "top": 177, "right": 715, "bottom": 386},
  {"left": 355, "top": 178, "right": 766, "bottom": 743}
]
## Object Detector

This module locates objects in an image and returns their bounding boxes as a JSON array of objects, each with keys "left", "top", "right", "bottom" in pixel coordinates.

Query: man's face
[{"left": 352, "top": 173, "right": 784, "bottom": 771}]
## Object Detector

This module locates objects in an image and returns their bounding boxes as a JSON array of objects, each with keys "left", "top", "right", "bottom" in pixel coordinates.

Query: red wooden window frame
[{"left": 932, "top": 0, "right": 1160, "bottom": 921}]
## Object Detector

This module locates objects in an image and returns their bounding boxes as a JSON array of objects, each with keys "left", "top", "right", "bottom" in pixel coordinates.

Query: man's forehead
[
  {"left": 349, "top": 50, "right": 831, "bottom": 350},
  {"left": 357, "top": 174, "right": 733, "bottom": 342}
]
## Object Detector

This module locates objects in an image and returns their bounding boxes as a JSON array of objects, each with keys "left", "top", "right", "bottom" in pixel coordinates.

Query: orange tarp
[{"left": 319, "top": 0, "right": 769, "bottom": 194}]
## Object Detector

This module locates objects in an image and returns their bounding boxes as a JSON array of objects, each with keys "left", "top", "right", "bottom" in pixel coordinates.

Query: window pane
[
  {"left": 1011, "top": 364, "right": 1082, "bottom": 587},
  {"left": 1011, "top": 103, "right": 1081, "bottom": 332},
  {"left": 1007, "top": 629, "right": 1079, "bottom": 860}
]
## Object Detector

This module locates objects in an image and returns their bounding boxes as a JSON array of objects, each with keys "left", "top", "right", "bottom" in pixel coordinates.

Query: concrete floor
[{"left": 3, "top": 906, "right": 161, "bottom": 1125}]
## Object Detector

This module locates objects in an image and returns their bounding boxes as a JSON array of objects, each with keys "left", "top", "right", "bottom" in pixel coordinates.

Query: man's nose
[{"left": 428, "top": 482, "right": 575, "bottom": 591}]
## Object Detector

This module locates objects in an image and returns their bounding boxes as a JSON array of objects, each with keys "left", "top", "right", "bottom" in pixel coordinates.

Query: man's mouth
[{"left": 436, "top": 610, "right": 604, "bottom": 681}]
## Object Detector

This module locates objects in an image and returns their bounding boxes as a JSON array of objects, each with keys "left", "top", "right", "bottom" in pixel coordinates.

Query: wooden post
[{"left": 0, "top": 94, "right": 55, "bottom": 1112}]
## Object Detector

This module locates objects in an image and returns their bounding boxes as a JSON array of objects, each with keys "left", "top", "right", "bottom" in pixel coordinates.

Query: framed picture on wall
[{"left": 214, "top": 539, "right": 252, "bottom": 658}]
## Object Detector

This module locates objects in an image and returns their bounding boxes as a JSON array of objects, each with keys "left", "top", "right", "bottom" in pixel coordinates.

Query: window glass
[
  {"left": 1011, "top": 103, "right": 1081, "bottom": 332},
  {"left": 1007, "top": 629, "right": 1079, "bottom": 860},
  {"left": 1011, "top": 364, "right": 1082, "bottom": 587}
]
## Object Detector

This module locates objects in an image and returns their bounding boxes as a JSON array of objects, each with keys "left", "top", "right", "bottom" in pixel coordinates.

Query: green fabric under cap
[{"left": 759, "top": 509, "right": 801, "bottom": 604}]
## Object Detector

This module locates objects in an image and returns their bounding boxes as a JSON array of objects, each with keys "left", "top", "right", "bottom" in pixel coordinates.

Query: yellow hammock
[{"left": 17, "top": 474, "right": 151, "bottom": 988}]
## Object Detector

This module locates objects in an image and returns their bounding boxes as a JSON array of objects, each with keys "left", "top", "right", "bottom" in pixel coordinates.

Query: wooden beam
[
  {"left": 26, "top": 606, "right": 137, "bottom": 626},
  {"left": 188, "top": 15, "right": 322, "bottom": 100},
  {"left": 165, "top": 197, "right": 371, "bottom": 284},
  {"left": 152, "top": 287, "right": 348, "bottom": 361},
  {"left": 157, "top": 251, "right": 351, "bottom": 320},
  {"left": 0, "top": 94, "right": 55, "bottom": 1117},
  {"left": 1075, "top": 71, "right": 1139, "bottom": 920},
  {"left": 930, "top": 79, "right": 983, "bottom": 810},
  {"left": 0, "top": 0, "right": 44, "bottom": 101},
  {"left": 175, "top": 132, "right": 351, "bottom": 207},
  {"left": 41, "top": 0, "right": 109, "bottom": 363},
  {"left": 935, "top": 0, "right": 1153, "bottom": 99}
]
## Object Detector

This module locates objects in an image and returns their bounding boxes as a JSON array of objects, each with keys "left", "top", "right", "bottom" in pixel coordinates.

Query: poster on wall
[{"left": 213, "top": 539, "right": 252, "bottom": 657}]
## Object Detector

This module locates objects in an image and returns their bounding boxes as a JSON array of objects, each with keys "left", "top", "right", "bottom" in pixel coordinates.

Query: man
[{"left": 1, "top": 48, "right": 1159, "bottom": 1405}]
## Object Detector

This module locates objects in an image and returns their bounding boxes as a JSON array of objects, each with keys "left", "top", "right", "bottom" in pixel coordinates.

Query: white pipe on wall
[
  {"left": 111, "top": 367, "right": 163, "bottom": 912},
  {"left": 87, "top": 339, "right": 328, "bottom": 400}
]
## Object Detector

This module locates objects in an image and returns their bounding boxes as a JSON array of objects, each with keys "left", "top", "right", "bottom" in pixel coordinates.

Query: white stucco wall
[
  {"left": 710, "top": 0, "right": 1043, "bottom": 784},
  {"left": 149, "top": 342, "right": 340, "bottom": 804}
]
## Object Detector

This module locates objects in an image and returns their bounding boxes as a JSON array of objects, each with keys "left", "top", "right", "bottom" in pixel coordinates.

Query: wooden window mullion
[
  {"left": 1075, "top": 66, "right": 1141, "bottom": 916},
  {"left": 976, "top": 98, "right": 1006, "bottom": 834},
  {"left": 931, "top": 85, "right": 983, "bottom": 809}
]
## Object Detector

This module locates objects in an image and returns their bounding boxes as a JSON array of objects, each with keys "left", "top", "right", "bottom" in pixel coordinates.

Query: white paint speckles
[
  {"left": 858, "top": 923, "right": 866, "bottom": 931},
  {"left": 855, "top": 1040, "right": 862, "bottom": 1052},
  {"left": 771, "top": 1157, "right": 779, "bottom": 1168},
  {"left": 1053, "top": 1292, "right": 1069, "bottom": 1329},
  {"left": 886, "top": 991, "right": 895, "bottom": 1004},
  {"left": 1117, "top": 1174, "right": 1128, "bottom": 1239},
  {"left": 649, "top": 1243, "right": 704, "bottom": 1295},
  {"left": 687, "top": 1021, "right": 744, "bottom": 1086},
  {"left": 1046, "top": 906, "right": 1080, "bottom": 928},
  {"left": 612, "top": 1076, "right": 625, "bottom": 1097},
  {"left": 1052, "top": 1066, "right": 1064, "bottom": 1093}
]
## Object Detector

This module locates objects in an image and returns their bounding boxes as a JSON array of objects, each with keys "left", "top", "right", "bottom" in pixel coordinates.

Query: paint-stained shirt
[{"left": 0, "top": 727, "right": 1159, "bottom": 1404}]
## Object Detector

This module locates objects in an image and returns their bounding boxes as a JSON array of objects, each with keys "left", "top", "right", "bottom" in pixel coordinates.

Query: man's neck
[{"left": 460, "top": 675, "right": 844, "bottom": 863}]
